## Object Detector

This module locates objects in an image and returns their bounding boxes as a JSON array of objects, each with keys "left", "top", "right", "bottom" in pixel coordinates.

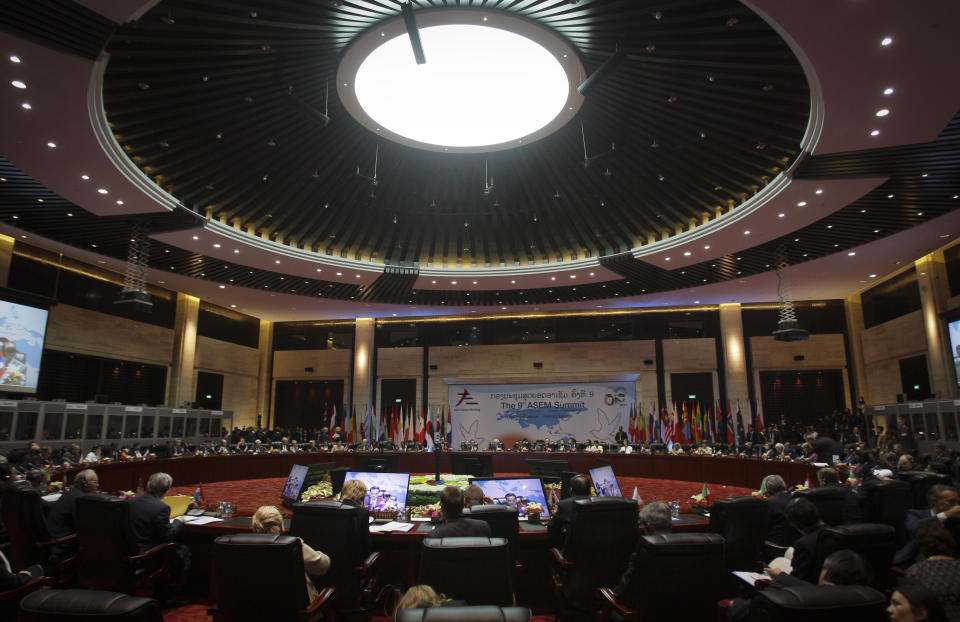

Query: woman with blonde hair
[
  {"left": 395, "top": 585, "right": 451, "bottom": 612},
  {"left": 251, "top": 505, "right": 331, "bottom": 602}
]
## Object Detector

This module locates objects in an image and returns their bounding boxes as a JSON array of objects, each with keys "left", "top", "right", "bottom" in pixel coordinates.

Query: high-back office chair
[
  {"left": 898, "top": 471, "right": 952, "bottom": 509},
  {"left": 857, "top": 479, "right": 911, "bottom": 545},
  {"left": 795, "top": 487, "right": 849, "bottom": 526},
  {"left": 1, "top": 487, "right": 74, "bottom": 571},
  {"left": 749, "top": 584, "right": 887, "bottom": 622},
  {"left": 419, "top": 537, "right": 513, "bottom": 606},
  {"left": 463, "top": 505, "right": 519, "bottom": 561},
  {"left": 709, "top": 496, "right": 768, "bottom": 571},
  {"left": 549, "top": 497, "right": 638, "bottom": 608},
  {"left": 74, "top": 496, "right": 177, "bottom": 595},
  {"left": 394, "top": 606, "right": 532, "bottom": 622},
  {"left": 290, "top": 501, "right": 380, "bottom": 609},
  {"left": 18, "top": 589, "right": 160, "bottom": 622},
  {"left": 814, "top": 523, "right": 897, "bottom": 590},
  {"left": 209, "top": 534, "right": 335, "bottom": 622},
  {"left": 597, "top": 533, "right": 725, "bottom": 622}
]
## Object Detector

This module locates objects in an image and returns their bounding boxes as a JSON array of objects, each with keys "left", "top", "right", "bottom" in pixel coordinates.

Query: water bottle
[{"left": 670, "top": 500, "right": 680, "bottom": 518}]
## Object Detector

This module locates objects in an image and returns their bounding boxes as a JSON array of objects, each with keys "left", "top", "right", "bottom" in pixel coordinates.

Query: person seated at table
[
  {"left": 888, "top": 582, "right": 948, "bottom": 622},
  {"left": 780, "top": 498, "right": 825, "bottom": 583},
  {"left": 340, "top": 479, "right": 373, "bottom": 554},
  {"left": 22, "top": 468, "right": 48, "bottom": 494},
  {"left": 904, "top": 523, "right": 960, "bottom": 621},
  {"left": 618, "top": 439, "right": 633, "bottom": 454},
  {"left": 762, "top": 475, "right": 798, "bottom": 547},
  {"left": 394, "top": 584, "right": 455, "bottom": 611},
  {"left": 549, "top": 474, "right": 591, "bottom": 544},
  {"left": 895, "top": 484, "right": 960, "bottom": 567},
  {"left": 330, "top": 426, "right": 343, "bottom": 443},
  {"left": 251, "top": 439, "right": 264, "bottom": 454},
  {"left": 427, "top": 486, "right": 491, "bottom": 539},
  {"left": 252, "top": 505, "right": 330, "bottom": 602},
  {"left": 129, "top": 472, "right": 191, "bottom": 608},
  {"left": 463, "top": 484, "right": 491, "bottom": 508},
  {"left": 46, "top": 469, "right": 99, "bottom": 563},
  {"left": 611, "top": 502, "right": 673, "bottom": 608}
]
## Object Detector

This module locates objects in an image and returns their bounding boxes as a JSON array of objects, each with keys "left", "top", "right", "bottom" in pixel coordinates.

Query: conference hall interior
[{"left": 0, "top": 1, "right": 959, "bottom": 621}]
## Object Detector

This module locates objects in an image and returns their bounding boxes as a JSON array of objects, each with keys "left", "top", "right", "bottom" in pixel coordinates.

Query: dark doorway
[
  {"left": 670, "top": 372, "right": 714, "bottom": 404},
  {"left": 195, "top": 372, "right": 223, "bottom": 409},
  {"left": 899, "top": 355, "right": 930, "bottom": 401},
  {"left": 274, "top": 380, "right": 343, "bottom": 431},
  {"left": 381, "top": 378, "right": 417, "bottom": 409},
  {"left": 759, "top": 370, "right": 845, "bottom": 427}
]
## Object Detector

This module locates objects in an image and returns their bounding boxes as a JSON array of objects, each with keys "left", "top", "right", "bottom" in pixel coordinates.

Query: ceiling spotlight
[
  {"left": 883, "top": 87, "right": 894, "bottom": 95},
  {"left": 797, "top": 201, "right": 807, "bottom": 206},
  {"left": 778, "top": 213, "right": 785, "bottom": 218},
  {"left": 870, "top": 129, "right": 880, "bottom": 136},
  {"left": 11, "top": 80, "right": 26, "bottom": 89},
  {"left": 20, "top": 102, "right": 30, "bottom": 110},
  {"left": 875, "top": 108, "right": 890, "bottom": 117},
  {"left": 275, "top": 260, "right": 280, "bottom": 264},
  {"left": 665, "top": 257, "right": 671, "bottom": 261},
  {"left": 218, "top": 284, "right": 226, "bottom": 289},
  {"left": 451, "top": 281, "right": 457, "bottom": 285},
  {"left": 97, "top": 188, "right": 108, "bottom": 194},
  {"left": 213, "top": 243, "right": 221, "bottom": 248},
  {"left": 815, "top": 189, "right": 823, "bottom": 194},
  {"left": 880, "top": 36, "right": 893, "bottom": 46},
  {"left": 683, "top": 251, "right": 691, "bottom": 256},
  {"left": 570, "top": 274, "right": 576, "bottom": 279},
  {"left": 744, "top": 230, "right": 751, "bottom": 235},
  {"left": 848, "top": 252, "right": 856, "bottom": 256},
  {"left": 230, "top": 304, "right": 236, "bottom": 308},
  {"left": 869, "top": 274, "right": 877, "bottom": 278},
  {"left": 192, "top": 235, "right": 199, "bottom": 240},
  {"left": 116, "top": 200, "right": 124, "bottom": 205},
  {"left": 46, "top": 141, "right": 56, "bottom": 148},
  {"left": 9, "top": 55, "right": 21, "bottom": 63},
  {"left": 234, "top": 249, "right": 239, "bottom": 253},
  {"left": 336, "top": 272, "right": 343, "bottom": 276},
  {"left": 81, "top": 174, "right": 89, "bottom": 180},
  {"left": 703, "top": 245, "right": 711, "bottom": 250}
]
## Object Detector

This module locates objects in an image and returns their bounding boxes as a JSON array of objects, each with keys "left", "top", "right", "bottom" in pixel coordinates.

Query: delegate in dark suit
[
  {"left": 46, "top": 469, "right": 100, "bottom": 561},
  {"left": 427, "top": 517, "right": 492, "bottom": 539},
  {"left": 765, "top": 493, "right": 800, "bottom": 547},
  {"left": 549, "top": 474, "right": 593, "bottom": 545},
  {"left": 128, "top": 493, "right": 184, "bottom": 553}
]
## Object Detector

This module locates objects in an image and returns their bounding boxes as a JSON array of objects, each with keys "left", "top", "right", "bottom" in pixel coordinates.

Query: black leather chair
[
  {"left": 750, "top": 584, "right": 887, "bottom": 622},
  {"left": 19, "top": 589, "right": 160, "bottom": 621},
  {"left": 395, "top": 606, "right": 531, "bottom": 622},
  {"left": 549, "top": 497, "right": 638, "bottom": 608},
  {"left": 709, "top": 496, "right": 767, "bottom": 572},
  {"left": 419, "top": 537, "right": 513, "bottom": 606},
  {"left": 463, "top": 505, "right": 519, "bottom": 561},
  {"left": 795, "top": 487, "right": 848, "bottom": 526},
  {"left": 290, "top": 500, "right": 380, "bottom": 609},
  {"left": 898, "top": 471, "right": 952, "bottom": 509},
  {"left": 73, "top": 495, "right": 177, "bottom": 595},
  {"left": 814, "top": 523, "right": 897, "bottom": 590},
  {"left": 598, "top": 533, "right": 725, "bottom": 622},
  {"left": 209, "top": 534, "right": 335, "bottom": 622},
  {"left": 857, "top": 479, "right": 911, "bottom": 545},
  {"left": 0, "top": 486, "right": 75, "bottom": 572}
]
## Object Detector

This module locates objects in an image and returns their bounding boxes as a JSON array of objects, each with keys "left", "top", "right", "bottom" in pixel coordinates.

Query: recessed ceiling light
[
  {"left": 869, "top": 274, "right": 877, "bottom": 278},
  {"left": 921, "top": 173, "right": 928, "bottom": 178},
  {"left": 874, "top": 229, "right": 880, "bottom": 233},
  {"left": 81, "top": 174, "right": 89, "bottom": 180},
  {"left": 20, "top": 102, "right": 30, "bottom": 110},
  {"left": 797, "top": 201, "right": 807, "bottom": 207},
  {"left": 213, "top": 243, "right": 221, "bottom": 248},
  {"left": 827, "top": 225, "right": 833, "bottom": 229},
  {"left": 218, "top": 285, "right": 225, "bottom": 289},
  {"left": 683, "top": 251, "right": 691, "bottom": 256},
  {"left": 815, "top": 189, "right": 823, "bottom": 195},
  {"left": 887, "top": 194, "right": 895, "bottom": 198},
  {"left": 589, "top": 272, "right": 594, "bottom": 276},
  {"left": 501, "top": 306, "right": 507, "bottom": 310},
  {"left": 847, "top": 251, "right": 856, "bottom": 256},
  {"left": 744, "top": 230, "right": 750, "bottom": 235},
  {"left": 230, "top": 304, "right": 236, "bottom": 308},
  {"left": 883, "top": 87, "right": 894, "bottom": 95},
  {"left": 275, "top": 260, "right": 280, "bottom": 264},
  {"left": 665, "top": 257, "right": 671, "bottom": 261},
  {"left": 551, "top": 276, "right": 556, "bottom": 280},
  {"left": 116, "top": 200, "right": 124, "bottom": 205},
  {"left": 46, "top": 141, "right": 57, "bottom": 148},
  {"left": 337, "top": 272, "right": 343, "bottom": 276},
  {"left": 570, "top": 274, "right": 576, "bottom": 279},
  {"left": 875, "top": 108, "right": 890, "bottom": 117},
  {"left": 917, "top": 212, "right": 923, "bottom": 216},
  {"left": 97, "top": 188, "right": 108, "bottom": 194},
  {"left": 472, "top": 280, "right": 477, "bottom": 284},
  {"left": 880, "top": 36, "right": 893, "bottom": 46},
  {"left": 510, "top": 280, "right": 516, "bottom": 284},
  {"left": 778, "top": 213, "right": 785, "bottom": 218},
  {"left": 870, "top": 129, "right": 880, "bottom": 136},
  {"left": 9, "top": 55, "right": 21, "bottom": 63},
  {"left": 11, "top": 80, "right": 26, "bottom": 89},
  {"left": 234, "top": 249, "right": 240, "bottom": 254},
  {"left": 694, "top": 300, "right": 699, "bottom": 304},
  {"left": 451, "top": 280, "right": 457, "bottom": 284},
  {"left": 66, "top": 212, "right": 72, "bottom": 217}
]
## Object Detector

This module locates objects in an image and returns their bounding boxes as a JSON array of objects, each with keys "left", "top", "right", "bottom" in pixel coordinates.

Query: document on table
[
  {"left": 179, "top": 515, "right": 224, "bottom": 525},
  {"left": 369, "top": 521, "right": 415, "bottom": 533},
  {"left": 732, "top": 571, "right": 771, "bottom": 586},
  {"left": 42, "top": 493, "right": 62, "bottom": 502}
]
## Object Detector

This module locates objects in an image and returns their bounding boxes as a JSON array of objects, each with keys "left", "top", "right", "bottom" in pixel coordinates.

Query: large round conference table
[
  {"left": 60, "top": 451, "right": 820, "bottom": 597},
  {"left": 67, "top": 450, "right": 819, "bottom": 493}
]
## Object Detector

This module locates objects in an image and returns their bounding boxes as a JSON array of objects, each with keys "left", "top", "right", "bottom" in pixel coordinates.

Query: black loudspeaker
[
  {"left": 305, "top": 367, "right": 314, "bottom": 372},
  {"left": 533, "top": 362, "right": 543, "bottom": 368},
  {"left": 793, "top": 355, "right": 805, "bottom": 361},
  {"left": 643, "top": 360, "right": 654, "bottom": 365},
  {"left": 429, "top": 364, "right": 438, "bottom": 370}
]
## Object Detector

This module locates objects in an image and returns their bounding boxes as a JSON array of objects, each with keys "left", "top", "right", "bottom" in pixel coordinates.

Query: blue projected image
[{"left": 471, "top": 477, "right": 550, "bottom": 518}]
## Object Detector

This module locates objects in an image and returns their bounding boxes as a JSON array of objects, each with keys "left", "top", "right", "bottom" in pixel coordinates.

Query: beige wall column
[
  {"left": 0, "top": 235, "right": 14, "bottom": 287},
  {"left": 256, "top": 320, "right": 273, "bottom": 428},
  {"left": 844, "top": 294, "right": 869, "bottom": 405},
  {"left": 166, "top": 293, "right": 200, "bottom": 408},
  {"left": 916, "top": 251, "right": 956, "bottom": 398},
  {"left": 351, "top": 318, "right": 375, "bottom": 412},
  {"left": 720, "top": 303, "right": 750, "bottom": 408}
]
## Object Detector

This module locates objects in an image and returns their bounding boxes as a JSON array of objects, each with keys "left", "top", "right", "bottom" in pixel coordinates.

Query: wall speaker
[
  {"left": 429, "top": 364, "right": 438, "bottom": 370},
  {"left": 793, "top": 355, "right": 805, "bottom": 361},
  {"left": 533, "top": 362, "right": 543, "bottom": 368},
  {"left": 304, "top": 366, "right": 314, "bottom": 372}
]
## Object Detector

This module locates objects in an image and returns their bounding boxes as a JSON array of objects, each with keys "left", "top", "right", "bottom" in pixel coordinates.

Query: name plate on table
[
  {"left": 66, "top": 403, "right": 87, "bottom": 410},
  {"left": 0, "top": 400, "right": 18, "bottom": 408},
  {"left": 125, "top": 406, "right": 143, "bottom": 412}
]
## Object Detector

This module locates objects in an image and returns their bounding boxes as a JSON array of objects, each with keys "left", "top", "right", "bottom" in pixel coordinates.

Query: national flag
[
  {"left": 682, "top": 403, "right": 691, "bottom": 443},
  {"left": 415, "top": 407, "right": 425, "bottom": 443},
  {"left": 693, "top": 401, "right": 702, "bottom": 443},
  {"left": 425, "top": 408, "right": 435, "bottom": 451},
  {"left": 648, "top": 407, "right": 655, "bottom": 444},
  {"left": 700, "top": 482, "right": 712, "bottom": 503},
  {"left": 703, "top": 404, "right": 713, "bottom": 443},
  {"left": 755, "top": 398, "right": 764, "bottom": 432},
  {"left": 804, "top": 475, "right": 811, "bottom": 489},
  {"left": 726, "top": 406, "right": 737, "bottom": 445},
  {"left": 632, "top": 487, "right": 643, "bottom": 505},
  {"left": 446, "top": 406, "right": 452, "bottom": 446},
  {"left": 735, "top": 401, "right": 744, "bottom": 446},
  {"left": 192, "top": 486, "right": 205, "bottom": 508},
  {"left": 660, "top": 407, "right": 670, "bottom": 444},
  {"left": 628, "top": 404, "right": 638, "bottom": 442},
  {"left": 345, "top": 407, "right": 354, "bottom": 443},
  {"left": 638, "top": 403, "right": 647, "bottom": 442}
]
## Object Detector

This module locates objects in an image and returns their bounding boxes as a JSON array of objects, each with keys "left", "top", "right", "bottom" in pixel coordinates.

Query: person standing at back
[{"left": 426, "top": 486, "right": 491, "bottom": 539}]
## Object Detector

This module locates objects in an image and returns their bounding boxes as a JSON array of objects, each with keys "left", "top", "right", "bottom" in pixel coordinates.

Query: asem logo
[{"left": 455, "top": 389, "right": 478, "bottom": 406}]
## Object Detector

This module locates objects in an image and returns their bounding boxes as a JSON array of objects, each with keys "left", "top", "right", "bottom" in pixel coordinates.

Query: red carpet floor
[{"left": 168, "top": 474, "right": 754, "bottom": 518}]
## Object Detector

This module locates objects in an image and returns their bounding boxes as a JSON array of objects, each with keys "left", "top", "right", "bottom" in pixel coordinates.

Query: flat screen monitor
[
  {"left": 468, "top": 476, "right": 551, "bottom": 519},
  {"left": 281, "top": 464, "right": 309, "bottom": 503},
  {"left": 525, "top": 458, "right": 571, "bottom": 479},
  {"left": 354, "top": 453, "right": 400, "bottom": 473},
  {"left": 450, "top": 453, "right": 494, "bottom": 477},
  {"left": 0, "top": 297, "right": 49, "bottom": 394},
  {"left": 949, "top": 318, "right": 960, "bottom": 387},
  {"left": 588, "top": 465, "right": 623, "bottom": 498},
  {"left": 344, "top": 471, "right": 410, "bottom": 513}
]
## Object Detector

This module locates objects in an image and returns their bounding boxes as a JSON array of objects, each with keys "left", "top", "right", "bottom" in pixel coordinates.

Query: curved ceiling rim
[
  {"left": 336, "top": 7, "right": 587, "bottom": 155},
  {"left": 91, "top": 0, "right": 813, "bottom": 276}
]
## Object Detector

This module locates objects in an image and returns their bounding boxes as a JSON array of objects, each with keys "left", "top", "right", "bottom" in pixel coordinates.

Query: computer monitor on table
[
  {"left": 525, "top": 458, "right": 571, "bottom": 479},
  {"left": 450, "top": 453, "right": 494, "bottom": 477},
  {"left": 354, "top": 453, "right": 400, "bottom": 473},
  {"left": 468, "top": 476, "right": 552, "bottom": 519},
  {"left": 588, "top": 465, "right": 623, "bottom": 497},
  {"left": 343, "top": 471, "right": 410, "bottom": 513},
  {"left": 281, "top": 464, "right": 309, "bottom": 505}
]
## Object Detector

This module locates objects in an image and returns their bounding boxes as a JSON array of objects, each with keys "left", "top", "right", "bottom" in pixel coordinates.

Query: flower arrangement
[
  {"left": 690, "top": 482, "right": 712, "bottom": 510},
  {"left": 525, "top": 502, "right": 544, "bottom": 522}
]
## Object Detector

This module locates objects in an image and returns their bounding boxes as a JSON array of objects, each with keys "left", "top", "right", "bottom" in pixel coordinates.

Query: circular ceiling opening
[{"left": 338, "top": 9, "right": 584, "bottom": 154}]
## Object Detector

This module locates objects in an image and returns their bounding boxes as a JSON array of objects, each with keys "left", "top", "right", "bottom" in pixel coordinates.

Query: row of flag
[
  {"left": 324, "top": 404, "right": 453, "bottom": 448},
  {"left": 626, "top": 399, "right": 765, "bottom": 446}
]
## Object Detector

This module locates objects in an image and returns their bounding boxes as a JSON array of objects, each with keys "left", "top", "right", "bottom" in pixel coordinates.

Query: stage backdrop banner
[{"left": 448, "top": 382, "right": 635, "bottom": 447}]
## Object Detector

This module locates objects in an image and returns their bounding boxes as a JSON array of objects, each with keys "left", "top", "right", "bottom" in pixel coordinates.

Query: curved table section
[{"left": 70, "top": 452, "right": 820, "bottom": 493}]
